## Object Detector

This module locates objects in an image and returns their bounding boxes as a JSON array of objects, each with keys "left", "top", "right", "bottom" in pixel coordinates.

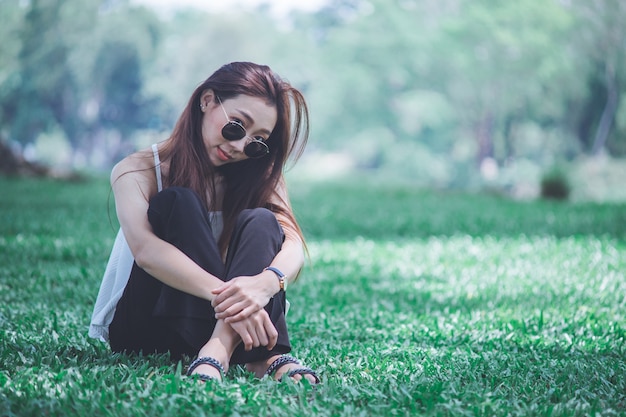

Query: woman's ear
[{"left": 200, "top": 89, "right": 215, "bottom": 112}]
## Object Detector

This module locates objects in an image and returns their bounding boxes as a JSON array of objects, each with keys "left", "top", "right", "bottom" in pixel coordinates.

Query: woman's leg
[
  {"left": 222, "top": 208, "right": 317, "bottom": 383},
  {"left": 109, "top": 187, "right": 226, "bottom": 358},
  {"left": 183, "top": 204, "right": 291, "bottom": 379},
  {"left": 109, "top": 188, "right": 297, "bottom": 379},
  {"left": 225, "top": 207, "right": 291, "bottom": 364}
]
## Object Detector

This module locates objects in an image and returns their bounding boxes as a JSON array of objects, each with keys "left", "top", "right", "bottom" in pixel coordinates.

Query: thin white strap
[{"left": 151, "top": 143, "right": 163, "bottom": 192}]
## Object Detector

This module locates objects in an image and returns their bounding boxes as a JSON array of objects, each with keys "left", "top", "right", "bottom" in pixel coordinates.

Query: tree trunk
[
  {"left": 475, "top": 111, "right": 495, "bottom": 165},
  {"left": 591, "top": 63, "right": 619, "bottom": 155},
  {"left": 0, "top": 139, "right": 48, "bottom": 176}
]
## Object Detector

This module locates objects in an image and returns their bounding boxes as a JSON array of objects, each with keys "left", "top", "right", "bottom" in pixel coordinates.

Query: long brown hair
[{"left": 159, "top": 62, "right": 309, "bottom": 254}]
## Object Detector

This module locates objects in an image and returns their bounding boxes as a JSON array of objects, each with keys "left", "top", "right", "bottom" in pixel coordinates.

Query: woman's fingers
[
  {"left": 239, "top": 329, "right": 253, "bottom": 351},
  {"left": 256, "top": 324, "right": 268, "bottom": 347},
  {"left": 214, "top": 289, "right": 263, "bottom": 320},
  {"left": 264, "top": 316, "right": 278, "bottom": 350},
  {"left": 228, "top": 310, "right": 277, "bottom": 351},
  {"left": 211, "top": 282, "right": 228, "bottom": 296},
  {"left": 223, "top": 305, "right": 259, "bottom": 323},
  {"left": 212, "top": 275, "right": 272, "bottom": 310},
  {"left": 216, "top": 299, "right": 262, "bottom": 320},
  {"left": 211, "top": 283, "right": 237, "bottom": 307},
  {"left": 212, "top": 281, "right": 252, "bottom": 311},
  {"left": 212, "top": 285, "right": 243, "bottom": 313},
  {"left": 250, "top": 310, "right": 277, "bottom": 350},
  {"left": 230, "top": 319, "right": 254, "bottom": 351},
  {"left": 247, "top": 312, "right": 267, "bottom": 349},
  {"left": 249, "top": 325, "right": 261, "bottom": 349}
]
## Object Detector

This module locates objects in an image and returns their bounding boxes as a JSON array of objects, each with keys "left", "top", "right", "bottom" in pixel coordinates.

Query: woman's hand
[
  {"left": 228, "top": 309, "right": 278, "bottom": 351},
  {"left": 211, "top": 272, "right": 278, "bottom": 323}
]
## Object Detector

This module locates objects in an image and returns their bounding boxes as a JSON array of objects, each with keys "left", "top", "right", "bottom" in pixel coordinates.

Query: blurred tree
[
  {"left": 0, "top": 0, "right": 101, "bottom": 153},
  {"left": 299, "top": 0, "right": 450, "bottom": 157},
  {"left": 4, "top": 0, "right": 81, "bottom": 147},
  {"left": 0, "top": 0, "right": 165, "bottom": 168},
  {"left": 565, "top": 0, "right": 626, "bottom": 156},
  {"left": 146, "top": 8, "right": 301, "bottom": 111},
  {"left": 81, "top": 5, "right": 164, "bottom": 166},
  {"left": 93, "top": 42, "right": 144, "bottom": 134},
  {"left": 0, "top": 0, "right": 624, "bottom": 185},
  {"left": 0, "top": 1, "right": 26, "bottom": 133},
  {"left": 293, "top": 0, "right": 584, "bottom": 185},
  {"left": 432, "top": 0, "right": 578, "bottom": 166}
]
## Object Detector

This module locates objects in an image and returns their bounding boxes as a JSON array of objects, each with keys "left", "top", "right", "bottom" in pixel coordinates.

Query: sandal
[
  {"left": 264, "top": 355, "right": 320, "bottom": 384},
  {"left": 186, "top": 356, "right": 224, "bottom": 382}
]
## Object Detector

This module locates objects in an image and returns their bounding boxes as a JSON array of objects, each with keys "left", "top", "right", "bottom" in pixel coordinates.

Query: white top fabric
[
  {"left": 88, "top": 227, "right": 136, "bottom": 342},
  {"left": 88, "top": 144, "right": 223, "bottom": 342},
  {"left": 152, "top": 143, "right": 162, "bottom": 192}
]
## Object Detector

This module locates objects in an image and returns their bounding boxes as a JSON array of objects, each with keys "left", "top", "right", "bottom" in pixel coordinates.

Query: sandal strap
[
  {"left": 186, "top": 356, "right": 225, "bottom": 379},
  {"left": 193, "top": 373, "right": 218, "bottom": 382},
  {"left": 264, "top": 355, "right": 301, "bottom": 378},
  {"left": 282, "top": 367, "right": 321, "bottom": 384}
]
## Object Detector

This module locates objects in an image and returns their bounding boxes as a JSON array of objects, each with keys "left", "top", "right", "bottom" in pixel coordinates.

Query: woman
[{"left": 89, "top": 62, "right": 319, "bottom": 384}]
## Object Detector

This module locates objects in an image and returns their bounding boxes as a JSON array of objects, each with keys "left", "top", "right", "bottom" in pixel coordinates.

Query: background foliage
[{"left": 0, "top": 0, "right": 625, "bottom": 199}]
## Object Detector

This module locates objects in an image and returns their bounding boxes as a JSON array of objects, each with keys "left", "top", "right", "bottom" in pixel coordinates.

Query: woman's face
[{"left": 200, "top": 91, "right": 277, "bottom": 167}]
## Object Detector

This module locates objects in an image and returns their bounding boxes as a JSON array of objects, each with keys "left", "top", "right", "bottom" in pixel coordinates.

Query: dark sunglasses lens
[
  {"left": 222, "top": 121, "right": 245, "bottom": 141},
  {"left": 244, "top": 140, "right": 269, "bottom": 158}
]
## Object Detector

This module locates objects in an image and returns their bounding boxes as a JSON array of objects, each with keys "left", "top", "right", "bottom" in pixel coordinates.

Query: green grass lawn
[{"left": 1, "top": 176, "right": 625, "bottom": 416}]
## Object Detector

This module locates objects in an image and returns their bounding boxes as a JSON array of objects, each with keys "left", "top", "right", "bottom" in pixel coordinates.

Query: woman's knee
[
  {"left": 232, "top": 208, "right": 284, "bottom": 248},
  {"left": 149, "top": 187, "right": 205, "bottom": 218},
  {"left": 237, "top": 208, "right": 280, "bottom": 232},
  {"left": 148, "top": 187, "right": 206, "bottom": 236}
]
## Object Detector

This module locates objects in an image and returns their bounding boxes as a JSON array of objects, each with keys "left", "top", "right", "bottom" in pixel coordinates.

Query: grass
[{"left": 0, "top": 176, "right": 625, "bottom": 416}]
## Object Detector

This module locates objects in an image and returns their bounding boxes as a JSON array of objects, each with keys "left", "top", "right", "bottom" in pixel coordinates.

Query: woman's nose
[{"left": 231, "top": 137, "right": 248, "bottom": 153}]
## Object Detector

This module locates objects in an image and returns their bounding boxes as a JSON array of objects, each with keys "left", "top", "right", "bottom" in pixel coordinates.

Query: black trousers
[{"left": 109, "top": 186, "right": 291, "bottom": 364}]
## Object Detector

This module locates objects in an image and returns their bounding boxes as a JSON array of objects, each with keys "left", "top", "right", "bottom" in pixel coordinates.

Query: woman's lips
[{"left": 216, "top": 146, "right": 231, "bottom": 162}]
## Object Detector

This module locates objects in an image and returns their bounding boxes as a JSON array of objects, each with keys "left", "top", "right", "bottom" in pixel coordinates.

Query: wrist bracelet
[{"left": 264, "top": 266, "right": 286, "bottom": 292}]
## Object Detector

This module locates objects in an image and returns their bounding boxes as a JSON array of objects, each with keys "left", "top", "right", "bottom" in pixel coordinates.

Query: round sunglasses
[{"left": 217, "top": 96, "right": 270, "bottom": 159}]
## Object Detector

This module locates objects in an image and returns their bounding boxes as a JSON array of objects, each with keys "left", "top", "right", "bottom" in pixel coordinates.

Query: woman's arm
[
  {"left": 111, "top": 153, "right": 225, "bottom": 301},
  {"left": 212, "top": 176, "right": 305, "bottom": 322},
  {"left": 256, "top": 175, "right": 306, "bottom": 293}
]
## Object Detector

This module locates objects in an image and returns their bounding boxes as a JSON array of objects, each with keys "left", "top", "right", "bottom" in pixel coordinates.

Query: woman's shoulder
[{"left": 110, "top": 147, "right": 156, "bottom": 185}]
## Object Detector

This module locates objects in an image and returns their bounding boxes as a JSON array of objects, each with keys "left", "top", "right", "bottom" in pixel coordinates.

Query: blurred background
[{"left": 0, "top": 0, "right": 625, "bottom": 201}]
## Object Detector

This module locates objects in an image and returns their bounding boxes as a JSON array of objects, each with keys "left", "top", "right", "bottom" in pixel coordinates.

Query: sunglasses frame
[{"left": 216, "top": 96, "right": 270, "bottom": 159}]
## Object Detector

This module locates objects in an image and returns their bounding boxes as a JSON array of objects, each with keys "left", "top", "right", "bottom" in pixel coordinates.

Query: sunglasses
[{"left": 216, "top": 96, "right": 270, "bottom": 159}]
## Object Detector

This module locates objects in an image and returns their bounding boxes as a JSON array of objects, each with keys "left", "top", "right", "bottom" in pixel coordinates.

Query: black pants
[{"left": 109, "top": 186, "right": 291, "bottom": 364}]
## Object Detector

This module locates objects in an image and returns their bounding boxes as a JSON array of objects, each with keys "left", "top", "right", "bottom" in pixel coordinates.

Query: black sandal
[
  {"left": 264, "top": 355, "right": 320, "bottom": 384},
  {"left": 186, "top": 356, "right": 224, "bottom": 382}
]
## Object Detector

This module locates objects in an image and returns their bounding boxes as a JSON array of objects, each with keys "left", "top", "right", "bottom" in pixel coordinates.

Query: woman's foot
[
  {"left": 187, "top": 341, "right": 230, "bottom": 381},
  {"left": 246, "top": 354, "right": 320, "bottom": 384},
  {"left": 187, "top": 321, "right": 238, "bottom": 381},
  {"left": 187, "top": 356, "right": 225, "bottom": 382}
]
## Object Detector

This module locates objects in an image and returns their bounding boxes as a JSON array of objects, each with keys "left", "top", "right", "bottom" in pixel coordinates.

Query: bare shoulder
[
  {"left": 110, "top": 148, "right": 155, "bottom": 185},
  {"left": 110, "top": 148, "right": 159, "bottom": 203}
]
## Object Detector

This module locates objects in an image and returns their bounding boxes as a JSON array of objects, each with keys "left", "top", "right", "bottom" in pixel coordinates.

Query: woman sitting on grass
[{"left": 89, "top": 61, "right": 319, "bottom": 384}]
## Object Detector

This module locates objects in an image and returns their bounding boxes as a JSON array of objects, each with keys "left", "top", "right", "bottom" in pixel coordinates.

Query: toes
[{"left": 287, "top": 372, "right": 302, "bottom": 382}]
